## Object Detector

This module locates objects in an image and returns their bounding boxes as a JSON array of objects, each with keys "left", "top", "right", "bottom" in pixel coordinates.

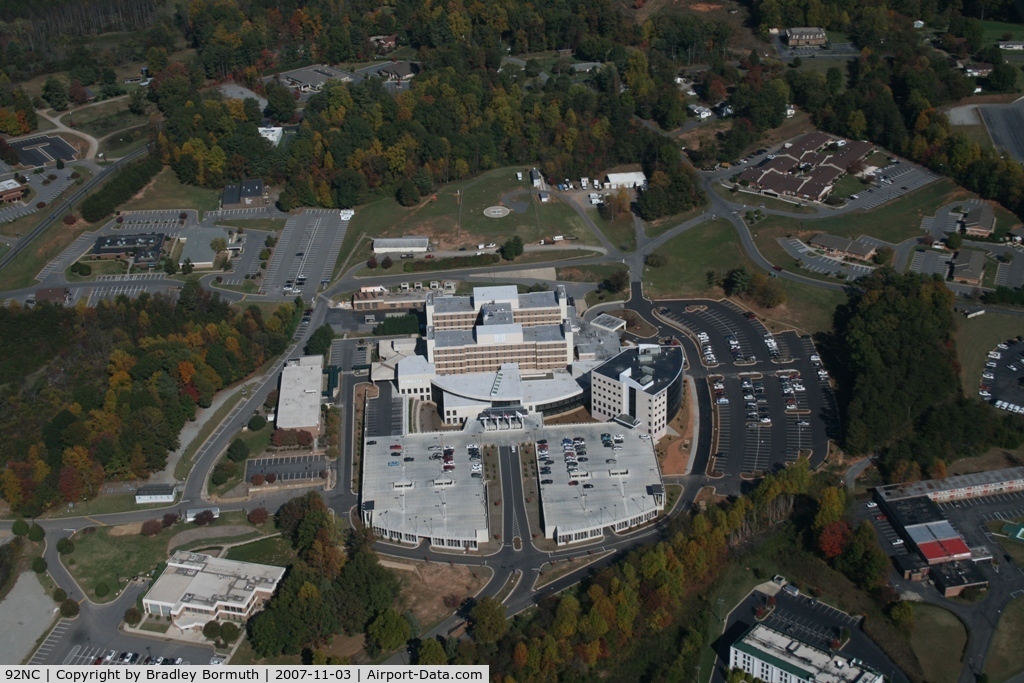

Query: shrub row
[{"left": 80, "top": 155, "right": 162, "bottom": 223}]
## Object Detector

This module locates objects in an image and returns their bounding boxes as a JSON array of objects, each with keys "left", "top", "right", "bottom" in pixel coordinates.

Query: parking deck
[{"left": 534, "top": 424, "right": 664, "bottom": 545}]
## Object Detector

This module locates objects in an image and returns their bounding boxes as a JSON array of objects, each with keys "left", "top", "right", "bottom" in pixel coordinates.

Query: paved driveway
[{"left": 0, "top": 572, "right": 57, "bottom": 664}]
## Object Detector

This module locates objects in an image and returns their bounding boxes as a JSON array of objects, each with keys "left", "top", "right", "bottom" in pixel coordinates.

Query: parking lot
[
  {"left": 245, "top": 454, "right": 328, "bottom": 482},
  {"left": 657, "top": 301, "right": 838, "bottom": 475},
  {"left": 780, "top": 237, "right": 876, "bottom": 279},
  {"left": 87, "top": 284, "right": 150, "bottom": 305},
  {"left": 980, "top": 101, "right": 1024, "bottom": 163},
  {"left": 978, "top": 336, "right": 1024, "bottom": 408},
  {"left": 259, "top": 211, "right": 349, "bottom": 299},
  {"left": 843, "top": 163, "right": 937, "bottom": 211},
  {"left": 10, "top": 135, "right": 78, "bottom": 166},
  {"left": 925, "top": 491, "right": 1024, "bottom": 577},
  {"left": 908, "top": 249, "right": 951, "bottom": 277}
]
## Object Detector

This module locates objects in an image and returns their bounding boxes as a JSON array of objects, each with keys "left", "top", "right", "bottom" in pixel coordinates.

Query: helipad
[{"left": 484, "top": 206, "right": 510, "bottom": 218}]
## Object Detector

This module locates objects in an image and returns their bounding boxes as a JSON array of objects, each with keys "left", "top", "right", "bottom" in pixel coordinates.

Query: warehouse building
[
  {"left": 372, "top": 237, "right": 430, "bottom": 254},
  {"left": 730, "top": 623, "right": 884, "bottom": 683},
  {"left": 134, "top": 484, "right": 177, "bottom": 505},
  {"left": 590, "top": 345, "right": 684, "bottom": 440},
  {"left": 142, "top": 551, "right": 284, "bottom": 630},
  {"left": 275, "top": 355, "right": 324, "bottom": 435},
  {"left": 882, "top": 496, "right": 971, "bottom": 564},
  {"left": 603, "top": 171, "right": 647, "bottom": 189}
]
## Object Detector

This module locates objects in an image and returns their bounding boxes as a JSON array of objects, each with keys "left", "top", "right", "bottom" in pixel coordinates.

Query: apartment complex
[
  {"left": 785, "top": 27, "right": 828, "bottom": 47},
  {"left": 590, "top": 345, "right": 684, "bottom": 440},
  {"left": 142, "top": 551, "right": 285, "bottom": 630},
  {"left": 730, "top": 624, "right": 883, "bottom": 683}
]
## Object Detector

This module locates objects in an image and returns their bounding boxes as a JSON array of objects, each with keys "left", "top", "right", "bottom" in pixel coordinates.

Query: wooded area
[
  {"left": 826, "top": 270, "right": 1024, "bottom": 480},
  {"left": 0, "top": 280, "right": 302, "bottom": 515}
]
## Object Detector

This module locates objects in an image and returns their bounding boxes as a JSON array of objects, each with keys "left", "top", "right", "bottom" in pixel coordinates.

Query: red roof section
[{"left": 917, "top": 538, "right": 972, "bottom": 562}]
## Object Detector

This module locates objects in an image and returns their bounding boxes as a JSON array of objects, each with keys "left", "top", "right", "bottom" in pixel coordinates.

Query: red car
[{"left": 875, "top": 514, "right": 887, "bottom": 521}]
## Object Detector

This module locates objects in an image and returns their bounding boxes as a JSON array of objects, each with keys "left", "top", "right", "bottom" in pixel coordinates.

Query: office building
[
  {"left": 0, "top": 178, "right": 23, "bottom": 203},
  {"left": 590, "top": 345, "right": 684, "bottom": 440},
  {"left": 876, "top": 466, "right": 1024, "bottom": 503},
  {"left": 221, "top": 179, "right": 266, "bottom": 209},
  {"left": 730, "top": 623, "right": 884, "bottom": 683},
  {"left": 142, "top": 551, "right": 285, "bottom": 630}
]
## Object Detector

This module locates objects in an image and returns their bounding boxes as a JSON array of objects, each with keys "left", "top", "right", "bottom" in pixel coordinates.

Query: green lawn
[
  {"left": 983, "top": 19, "right": 1024, "bottom": 44},
  {"left": 340, "top": 168, "right": 597, "bottom": 269},
  {"left": 0, "top": 218, "right": 93, "bottom": 291},
  {"left": 644, "top": 219, "right": 744, "bottom": 299},
  {"left": 589, "top": 208, "right": 636, "bottom": 252},
  {"left": 910, "top": 604, "right": 967, "bottom": 683},
  {"left": 831, "top": 173, "right": 870, "bottom": 200},
  {"left": 212, "top": 279, "right": 259, "bottom": 294},
  {"left": 985, "top": 597, "right": 1024, "bottom": 682},
  {"left": 65, "top": 526, "right": 172, "bottom": 603},
  {"left": 954, "top": 311, "right": 1024, "bottom": 387},
  {"left": 215, "top": 218, "right": 286, "bottom": 233},
  {"left": 65, "top": 515, "right": 272, "bottom": 602},
  {"left": 44, "top": 493, "right": 171, "bottom": 519},
  {"left": 644, "top": 205, "right": 707, "bottom": 238},
  {"left": 99, "top": 125, "right": 149, "bottom": 158},
  {"left": 225, "top": 536, "right": 296, "bottom": 567},
  {"left": 644, "top": 218, "right": 844, "bottom": 334},
  {"left": 120, "top": 167, "right": 220, "bottom": 214},
  {"left": 66, "top": 104, "right": 148, "bottom": 139},
  {"left": 64, "top": 259, "right": 129, "bottom": 281}
]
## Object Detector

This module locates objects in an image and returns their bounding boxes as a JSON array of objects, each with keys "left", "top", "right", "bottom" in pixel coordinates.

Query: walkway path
[{"left": 33, "top": 110, "right": 99, "bottom": 160}]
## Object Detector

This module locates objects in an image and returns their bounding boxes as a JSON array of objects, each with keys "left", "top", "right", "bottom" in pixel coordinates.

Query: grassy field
[
  {"left": 45, "top": 492, "right": 170, "bottom": 519},
  {"left": 643, "top": 219, "right": 746, "bottom": 299},
  {"left": 99, "top": 125, "right": 149, "bottom": 158},
  {"left": 953, "top": 123, "right": 995, "bottom": 150},
  {"left": 589, "top": 208, "right": 636, "bottom": 251},
  {"left": 983, "top": 19, "right": 1024, "bottom": 44},
  {"left": 64, "top": 259, "right": 128, "bottom": 281},
  {"left": 211, "top": 279, "right": 259, "bottom": 295},
  {"left": 954, "top": 312, "right": 1024, "bottom": 387},
  {"left": 215, "top": 218, "right": 286, "bottom": 232},
  {"left": 830, "top": 173, "right": 870, "bottom": 199},
  {"left": 121, "top": 167, "right": 220, "bottom": 214},
  {"left": 343, "top": 168, "right": 597, "bottom": 259},
  {"left": 0, "top": 217, "right": 92, "bottom": 290},
  {"left": 985, "top": 596, "right": 1024, "bottom": 682},
  {"left": 643, "top": 218, "right": 844, "bottom": 334},
  {"left": 64, "top": 526, "right": 172, "bottom": 602},
  {"left": 910, "top": 604, "right": 967, "bottom": 683},
  {"left": 556, "top": 264, "right": 627, "bottom": 284},
  {"left": 64, "top": 101, "right": 147, "bottom": 139},
  {"left": 225, "top": 536, "right": 295, "bottom": 567},
  {"left": 645, "top": 205, "right": 707, "bottom": 238}
]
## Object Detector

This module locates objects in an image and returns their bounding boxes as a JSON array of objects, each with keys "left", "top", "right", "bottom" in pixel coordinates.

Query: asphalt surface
[{"left": 981, "top": 100, "right": 1024, "bottom": 163}]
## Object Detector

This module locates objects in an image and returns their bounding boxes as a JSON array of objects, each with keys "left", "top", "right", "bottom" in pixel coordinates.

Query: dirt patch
[
  {"left": 108, "top": 522, "right": 142, "bottom": 536},
  {"left": 323, "top": 632, "right": 366, "bottom": 663},
  {"left": 946, "top": 105, "right": 982, "bottom": 126},
  {"left": 689, "top": 2, "right": 723, "bottom": 10},
  {"left": 660, "top": 378, "right": 695, "bottom": 475},
  {"left": 166, "top": 525, "right": 255, "bottom": 553},
  {"left": 544, "top": 407, "right": 598, "bottom": 425},
  {"left": 394, "top": 560, "right": 491, "bottom": 629}
]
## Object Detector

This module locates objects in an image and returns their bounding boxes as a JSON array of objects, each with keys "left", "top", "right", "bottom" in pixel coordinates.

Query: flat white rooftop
[
  {"left": 733, "top": 624, "right": 882, "bottom": 683},
  {"left": 362, "top": 433, "right": 488, "bottom": 546},
  {"left": 276, "top": 355, "right": 323, "bottom": 430},
  {"left": 144, "top": 550, "right": 284, "bottom": 612},
  {"left": 535, "top": 423, "right": 664, "bottom": 542}
]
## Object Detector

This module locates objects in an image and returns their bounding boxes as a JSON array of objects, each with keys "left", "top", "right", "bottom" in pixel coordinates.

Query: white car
[
  {"left": 471, "top": 464, "right": 483, "bottom": 472},
  {"left": 639, "top": 434, "right": 651, "bottom": 440},
  {"left": 866, "top": 501, "right": 877, "bottom": 509},
  {"left": 983, "top": 372, "right": 995, "bottom": 380}
]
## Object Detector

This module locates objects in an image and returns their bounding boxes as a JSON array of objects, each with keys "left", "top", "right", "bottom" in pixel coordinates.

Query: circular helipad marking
[{"left": 484, "top": 206, "right": 510, "bottom": 218}]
